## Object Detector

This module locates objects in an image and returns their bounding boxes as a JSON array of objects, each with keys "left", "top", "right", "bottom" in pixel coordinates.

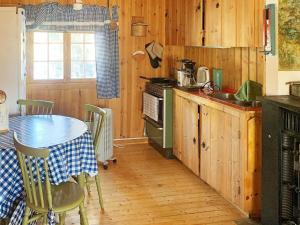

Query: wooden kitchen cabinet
[
  {"left": 174, "top": 88, "right": 262, "bottom": 217},
  {"left": 165, "top": 0, "right": 264, "bottom": 47},
  {"left": 200, "top": 105, "right": 242, "bottom": 207},
  {"left": 204, "top": 0, "right": 237, "bottom": 47},
  {"left": 173, "top": 92, "right": 200, "bottom": 175},
  {"left": 165, "top": 0, "right": 203, "bottom": 46}
]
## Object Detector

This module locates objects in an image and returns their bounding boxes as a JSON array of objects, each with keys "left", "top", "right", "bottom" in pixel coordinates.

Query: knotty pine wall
[
  {"left": 0, "top": 0, "right": 265, "bottom": 139},
  {"left": 184, "top": 47, "right": 265, "bottom": 92}
]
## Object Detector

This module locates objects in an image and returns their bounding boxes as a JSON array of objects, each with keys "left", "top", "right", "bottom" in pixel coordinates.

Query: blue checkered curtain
[
  {"left": 95, "top": 6, "right": 119, "bottom": 99},
  {"left": 24, "top": 3, "right": 120, "bottom": 99}
]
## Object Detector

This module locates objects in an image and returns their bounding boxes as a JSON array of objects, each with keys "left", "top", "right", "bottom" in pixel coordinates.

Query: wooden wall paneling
[
  {"left": 241, "top": 48, "right": 250, "bottom": 85},
  {"left": 256, "top": 50, "right": 266, "bottom": 94},
  {"left": 250, "top": 48, "right": 258, "bottom": 82},
  {"left": 184, "top": 47, "right": 265, "bottom": 91},
  {"left": 227, "top": 48, "right": 236, "bottom": 89},
  {"left": 234, "top": 48, "right": 242, "bottom": 90},
  {"left": 164, "top": 0, "right": 172, "bottom": 45}
]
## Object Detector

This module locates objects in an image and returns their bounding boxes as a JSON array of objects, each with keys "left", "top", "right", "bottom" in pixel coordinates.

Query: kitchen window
[
  {"left": 71, "top": 33, "right": 96, "bottom": 79},
  {"left": 33, "top": 32, "right": 64, "bottom": 80},
  {"left": 31, "top": 32, "right": 96, "bottom": 81}
]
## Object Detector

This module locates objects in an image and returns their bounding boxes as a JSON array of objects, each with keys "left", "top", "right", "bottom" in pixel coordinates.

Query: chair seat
[{"left": 27, "top": 181, "right": 85, "bottom": 214}]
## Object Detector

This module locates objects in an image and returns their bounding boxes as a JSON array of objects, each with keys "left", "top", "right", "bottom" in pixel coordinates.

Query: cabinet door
[
  {"left": 205, "top": 0, "right": 237, "bottom": 47},
  {"left": 173, "top": 92, "right": 183, "bottom": 160},
  {"left": 221, "top": 0, "right": 236, "bottom": 47},
  {"left": 204, "top": 107, "right": 241, "bottom": 204},
  {"left": 185, "top": 0, "right": 203, "bottom": 46},
  {"left": 205, "top": 0, "right": 222, "bottom": 47},
  {"left": 181, "top": 98, "right": 199, "bottom": 176},
  {"left": 165, "top": 0, "right": 203, "bottom": 46},
  {"left": 200, "top": 105, "right": 211, "bottom": 183},
  {"left": 209, "top": 107, "right": 224, "bottom": 190}
]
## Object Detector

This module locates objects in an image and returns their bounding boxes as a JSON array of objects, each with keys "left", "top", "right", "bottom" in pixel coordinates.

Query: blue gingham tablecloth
[{"left": 0, "top": 117, "right": 98, "bottom": 225}]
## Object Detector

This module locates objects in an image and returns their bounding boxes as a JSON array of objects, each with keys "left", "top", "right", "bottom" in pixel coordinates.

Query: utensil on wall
[
  {"left": 131, "top": 16, "right": 148, "bottom": 37},
  {"left": 145, "top": 41, "right": 164, "bottom": 69},
  {"left": 132, "top": 50, "right": 146, "bottom": 61}
]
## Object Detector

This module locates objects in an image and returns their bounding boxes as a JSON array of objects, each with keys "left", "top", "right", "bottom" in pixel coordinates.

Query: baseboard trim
[{"left": 114, "top": 137, "right": 149, "bottom": 146}]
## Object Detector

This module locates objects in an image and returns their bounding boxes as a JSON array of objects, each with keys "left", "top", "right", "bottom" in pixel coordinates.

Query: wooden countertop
[{"left": 174, "top": 88, "right": 262, "bottom": 112}]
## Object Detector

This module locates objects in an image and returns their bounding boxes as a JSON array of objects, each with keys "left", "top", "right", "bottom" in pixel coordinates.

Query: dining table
[{"left": 0, "top": 115, "right": 98, "bottom": 225}]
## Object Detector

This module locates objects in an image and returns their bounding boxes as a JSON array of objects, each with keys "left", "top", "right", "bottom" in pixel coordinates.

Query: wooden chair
[
  {"left": 17, "top": 99, "right": 54, "bottom": 115},
  {"left": 83, "top": 104, "right": 106, "bottom": 210},
  {"left": 13, "top": 132, "right": 89, "bottom": 225}
]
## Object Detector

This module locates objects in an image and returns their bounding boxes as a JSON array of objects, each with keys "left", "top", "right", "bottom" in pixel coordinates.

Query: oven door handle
[{"left": 144, "top": 117, "right": 163, "bottom": 130}]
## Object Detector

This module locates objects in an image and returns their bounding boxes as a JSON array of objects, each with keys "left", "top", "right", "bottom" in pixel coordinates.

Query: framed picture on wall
[{"left": 279, "top": 0, "right": 300, "bottom": 71}]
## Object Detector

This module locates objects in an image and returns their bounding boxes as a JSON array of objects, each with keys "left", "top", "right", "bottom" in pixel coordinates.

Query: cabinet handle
[
  {"left": 268, "top": 134, "right": 272, "bottom": 139},
  {"left": 216, "top": 2, "right": 220, "bottom": 8},
  {"left": 193, "top": 137, "right": 197, "bottom": 144}
]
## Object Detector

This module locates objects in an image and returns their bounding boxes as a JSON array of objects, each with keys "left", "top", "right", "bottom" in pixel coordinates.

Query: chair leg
[
  {"left": 43, "top": 214, "right": 47, "bottom": 225},
  {"left": 79, "top": 202, "right": 88, "bottom": 225},
  {"left": 59, "top": 213, "right": 66, "bottom": 225},
  {"left": 95, "top": 175, "right": 104, "bottom": 210},
  {"left": 22, "top": 206, "right": 30, "bottom": 225},
  {"left": 85, "top": 174, "right": 91, "bottom": 195}
]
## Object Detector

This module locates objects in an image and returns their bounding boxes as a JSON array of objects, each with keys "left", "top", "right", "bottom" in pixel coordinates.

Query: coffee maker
[{"left": 175, "top": 59, "right": 196, "bottom": 87}]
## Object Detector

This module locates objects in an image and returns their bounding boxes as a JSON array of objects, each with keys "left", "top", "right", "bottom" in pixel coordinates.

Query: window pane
[
  {"left": 85, "top": 62, "right": 96, "bottom": 78},
  {"left": 49, "top": 33, "right": 63, "bottom": 43},
  {"left": 85, "top": 34, "right": 95, "bottom": 43},
  {"left": 34, "top": 32, "right": 47, "bottom": 43},
  {"left": 34, "top": 44, "right": 48, "bottom": 61},
  {"left": 71, "top": 62, "right": 85, "bottom": 78},
  {"left": 85, "top": 44, "right": 95, "bottom": 61},
  {"left": 34, "top": 62, "right": 48, "bottom": 79},
  {"left": 49, "top": 62, "right": 63, "bottom": 79},
  {"left": 49, "top": 44, "right": 63, "bottom": 61},
  {"left": 71, "top": 44, "right": 84, "bottom": 60},
  {"left": 71, "top": 33, "right": 84, "bottom": 43}
]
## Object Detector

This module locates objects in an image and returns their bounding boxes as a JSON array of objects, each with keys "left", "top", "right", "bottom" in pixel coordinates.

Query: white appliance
[
  {"left": 0, "top": 91, "right": 9, "bottom": 133},
  {"left": 95, "top": 108, "right": 115, "bottom": 169},
  {"left": 0, "top": 7, "right": 26, "bottom": 115},
  {"left": 196, "top": 67, "right": 210, "bottom": 86}
]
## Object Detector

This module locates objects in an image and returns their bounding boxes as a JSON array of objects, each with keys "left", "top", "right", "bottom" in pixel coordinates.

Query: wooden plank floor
[{"left": 66, "top": 144, "right": 245, "bottom": 225}]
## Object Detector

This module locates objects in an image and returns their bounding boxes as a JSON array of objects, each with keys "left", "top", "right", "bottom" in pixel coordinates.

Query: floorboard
[{"left": 66, "top": 144, "right": 245, "bottom": 225}]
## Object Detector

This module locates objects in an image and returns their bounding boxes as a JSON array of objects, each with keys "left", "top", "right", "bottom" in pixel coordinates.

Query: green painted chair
[
  {"left": 13, "top": 132, "right": 89, "bottom": 225},
  {"left": 83, "top": 104, "right": 106, "bottom": 210},
  {"left": 17, "top": 99, "right": 54, "bottom": 115}
]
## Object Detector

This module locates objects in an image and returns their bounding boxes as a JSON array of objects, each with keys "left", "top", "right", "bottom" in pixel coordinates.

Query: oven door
[
  {"left": 143, "top": 92, "right": 163, "bottom": 123},
  {"left": 144, "top": 116, "right": 163, "bottom": 148}
]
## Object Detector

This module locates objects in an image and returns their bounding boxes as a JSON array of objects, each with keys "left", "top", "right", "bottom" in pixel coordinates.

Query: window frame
[{"left": 27, "top": 32, "right": 97, "bottom": 84}]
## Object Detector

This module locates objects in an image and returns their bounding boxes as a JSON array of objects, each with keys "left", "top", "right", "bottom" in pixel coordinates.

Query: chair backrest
[
  {"left": 13, "top": 132, "right": 53, "bottom": 210},
  {"left": 17, "top": 99, "right": 54, "bottom": 115},
  {"left": 83, "top": 104, "right": 106, "bottom": 151}
]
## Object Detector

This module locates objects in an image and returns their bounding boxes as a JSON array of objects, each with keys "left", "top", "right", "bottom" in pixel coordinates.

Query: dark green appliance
[{"left": 143, "top": 82, "right": 173, "bottom": 159}]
